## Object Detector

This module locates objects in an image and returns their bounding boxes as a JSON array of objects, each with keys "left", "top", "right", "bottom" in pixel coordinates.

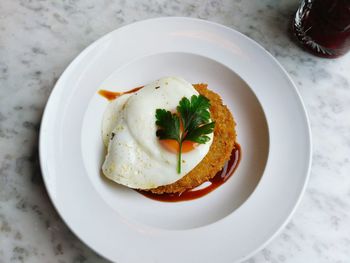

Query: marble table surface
[{"left": 1, "top": 0, "right": 349, "bottom": 262}]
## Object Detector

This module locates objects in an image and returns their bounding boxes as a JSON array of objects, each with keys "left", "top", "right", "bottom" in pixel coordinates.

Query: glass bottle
[{"left": 292, "top": 0, "right": 350, "bottom": 58}]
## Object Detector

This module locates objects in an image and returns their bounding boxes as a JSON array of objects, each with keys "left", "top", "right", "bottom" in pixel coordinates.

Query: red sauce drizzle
[
  {"left": 138, "top": 143, "right": 241, "bottom": 202},
  {"left": 98, "top": 86, "right": 143, "bottom": 100}
]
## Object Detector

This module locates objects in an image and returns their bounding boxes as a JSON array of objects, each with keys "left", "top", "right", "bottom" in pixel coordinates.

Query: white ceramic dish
[{"left": 39, "top": 17, "right": 312, "bottom": 263}]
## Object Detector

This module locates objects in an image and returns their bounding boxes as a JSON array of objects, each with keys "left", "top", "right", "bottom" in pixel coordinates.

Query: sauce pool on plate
[
  {"left": 138, "top": 143, "right": 241, "bottom": 202},
  {"left": 98, "top": 86, "right": 143, "bottom": 101}
]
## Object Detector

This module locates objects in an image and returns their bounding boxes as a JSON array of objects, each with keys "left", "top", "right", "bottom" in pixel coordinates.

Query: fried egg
[{"left": 102, "top": 77, "right": 213, "bottom": 189}]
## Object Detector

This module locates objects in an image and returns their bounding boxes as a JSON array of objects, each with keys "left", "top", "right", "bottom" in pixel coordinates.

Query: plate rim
[{"left": 39, "top": 16, "right": 312, "bottom": 262}]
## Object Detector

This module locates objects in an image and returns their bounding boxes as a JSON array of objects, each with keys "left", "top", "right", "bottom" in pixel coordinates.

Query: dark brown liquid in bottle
[
  {"left": 292, "top": 0, "right": 350, "bottom": 58},
  {"left": 138, "top": 143, "right": 241, "bottom": 202}
]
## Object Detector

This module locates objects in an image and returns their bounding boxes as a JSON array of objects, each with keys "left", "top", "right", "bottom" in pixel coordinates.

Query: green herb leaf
[
  {"left": 155, "top": 109, "right": 180, "bottom": 142},
  {"left": 185, "top": 122, "right": 215, "bottom": 143},
  {"left": 155, "top": 95, "right": 215, "bottom": 173}
]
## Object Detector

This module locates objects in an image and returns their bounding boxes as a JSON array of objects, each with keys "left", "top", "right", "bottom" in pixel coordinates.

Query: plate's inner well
[{"left": 82, "top": 52, "right": 269, "bottom": 230}]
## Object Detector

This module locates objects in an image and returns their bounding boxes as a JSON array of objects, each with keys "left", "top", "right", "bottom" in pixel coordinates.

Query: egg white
[{"left": 102, "top": 77, "right": 213, "bottom": 189}]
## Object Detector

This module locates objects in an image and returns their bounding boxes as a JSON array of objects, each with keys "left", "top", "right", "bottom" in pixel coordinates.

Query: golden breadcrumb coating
[{"left": 148, "top": 84, "right": 237, "bottom": 194}]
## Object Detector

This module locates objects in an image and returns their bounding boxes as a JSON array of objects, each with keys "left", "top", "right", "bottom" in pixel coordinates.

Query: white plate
[{"left": 39, "top": 17, "right": 312, "bottom": 263}]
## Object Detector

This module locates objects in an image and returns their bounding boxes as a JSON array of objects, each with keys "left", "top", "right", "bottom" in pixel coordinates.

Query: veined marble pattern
[{"left": 0, "top": 0, "right": 350, "bottom": 262}]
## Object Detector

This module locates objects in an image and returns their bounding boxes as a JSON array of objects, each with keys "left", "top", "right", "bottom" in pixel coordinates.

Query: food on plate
[
  {"left": 150, "top": 83, "right": 236, "bottom": 194},
  {"left": 99, "top": 77, "right": 237, "bottom": 196}
]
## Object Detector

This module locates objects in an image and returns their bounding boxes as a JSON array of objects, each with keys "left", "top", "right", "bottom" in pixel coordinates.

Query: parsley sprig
[{"left": 155, "top": 95, "right": 215, "bottom": 173}]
